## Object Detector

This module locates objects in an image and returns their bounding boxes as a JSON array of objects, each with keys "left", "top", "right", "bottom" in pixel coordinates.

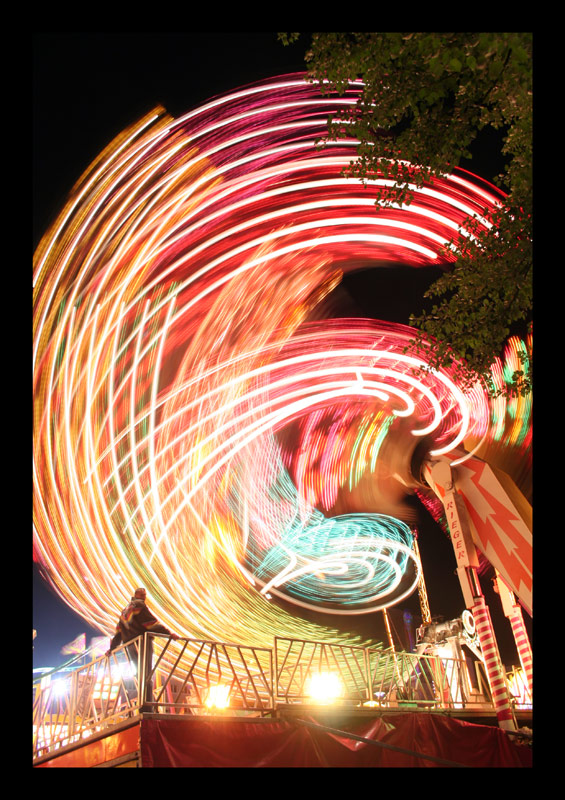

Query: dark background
[{"left": 33, "top": 32, "right": 528, "bottom": 670}]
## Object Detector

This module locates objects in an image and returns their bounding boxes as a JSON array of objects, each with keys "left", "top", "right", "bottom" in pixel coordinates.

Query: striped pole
[
  {"left": 424, "top": 459, "right": 518, "bottom": 731},
  {"left": 472, "top": 595, "right": 517, "bottom": 731},
  {"left": 494, "top": 573, "right": 533, "bottom": 700},
  {"left": 507, "top": 608, "right": 533, "bottom": 700}
]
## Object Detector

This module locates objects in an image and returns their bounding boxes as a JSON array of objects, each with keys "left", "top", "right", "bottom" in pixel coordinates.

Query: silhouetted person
[{"left": 107, "top": 587, "right": 179, "bottom": 711}]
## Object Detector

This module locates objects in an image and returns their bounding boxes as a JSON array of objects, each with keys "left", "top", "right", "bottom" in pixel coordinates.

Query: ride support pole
[
  {"left": 508, "top": 612, "right": 533, "bottom": 699},
  {"left": 471, "top": 594, "right": 517, "bottom": 731},
  {"left": 494, "top": 572, "right": 533, "bottom": 699},
  {"left": 424, "top": 460, "right": 518, "bottom": 732},
  {"left": 382, "top": 608, "right": 405, "bottom": 691}
]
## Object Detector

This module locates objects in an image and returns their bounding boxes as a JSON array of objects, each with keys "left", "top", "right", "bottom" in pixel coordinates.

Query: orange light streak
[{"left": 34, "top": 75, "right": 508, "bottom": 648}]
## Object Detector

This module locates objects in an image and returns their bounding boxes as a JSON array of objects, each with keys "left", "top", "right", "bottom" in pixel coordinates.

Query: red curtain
[{"left": 140, "top": 713, "right": 532, "bottom": 768}]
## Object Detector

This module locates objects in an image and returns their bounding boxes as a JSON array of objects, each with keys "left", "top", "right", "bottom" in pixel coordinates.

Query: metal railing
[
  {"left": 506, "top": 665, "right": 532, "bottom": 710},
  {"left": 149, "top": 635, "right": 274, "bottom": 715},
  {"left": 365, "top": 648, "right": 487, "bottom": 709},
  {"left": 33, "top": 633, "right": 514, "bottom": 761},
  {"left": 274, "top": 637, "right": 494, "bottom": 710},
  {"left": 274, "top": 637, "right": 372, "bottom": 704},
  {"left": 33, "top": 633, "right": 274, "bottom": 760}
]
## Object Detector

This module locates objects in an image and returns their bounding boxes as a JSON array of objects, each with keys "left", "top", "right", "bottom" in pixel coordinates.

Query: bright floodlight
[
  {"left": 52, "top": 678, "right": 69, "bottom": 698},
  {"left": 307, "top": 672, "right": 343, "bottom": 704},
  {"left": 204, "top": 684, "right": 231, "bottom": 710}
]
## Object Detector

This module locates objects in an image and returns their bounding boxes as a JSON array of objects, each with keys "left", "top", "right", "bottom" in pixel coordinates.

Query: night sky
[{"left": 33, "top": 32, "right": 529, "bottom": 671}]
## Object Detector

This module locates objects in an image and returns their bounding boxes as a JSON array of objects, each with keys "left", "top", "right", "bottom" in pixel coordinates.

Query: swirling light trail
[{"left": 34, "top": 75, "right": 507, "bottom": 649}]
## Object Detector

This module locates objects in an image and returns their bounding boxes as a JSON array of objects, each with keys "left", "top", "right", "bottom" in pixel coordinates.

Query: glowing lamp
[
  {"left": 204, "top": 684, "right": 231, "bottom": 710},
  {"left": 364, "top": 691, "right": 386, "bottom": 707},
  {"left": 307, "top": 672, "right": 343, "bottom": 704},
  {"left": 52, "top": 678, "right": 69, "bottom": 698}
]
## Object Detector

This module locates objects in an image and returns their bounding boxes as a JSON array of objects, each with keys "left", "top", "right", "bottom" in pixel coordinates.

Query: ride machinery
[
  {"left": 381, "top": 427, "right": 532, "bottom": 731},
  {"left": 33, "top": 75, "right": 532, "bottom": 732}
]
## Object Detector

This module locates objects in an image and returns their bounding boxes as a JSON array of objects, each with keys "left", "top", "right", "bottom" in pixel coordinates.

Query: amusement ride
[{"left": 33, "top": 74, "right": 532, "bottom": 761}]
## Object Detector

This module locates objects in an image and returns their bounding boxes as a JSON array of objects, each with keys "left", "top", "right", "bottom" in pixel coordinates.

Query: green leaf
[
  {"left": 301, "top": 32, "right": 532, "bottom": 397},
  {"left": 429, "top": 56, "right": 442, "bottom": 76}
]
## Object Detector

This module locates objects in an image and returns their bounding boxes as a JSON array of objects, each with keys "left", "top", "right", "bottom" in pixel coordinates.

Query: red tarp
[{"left": 140, "top": 713, "right": 532, "bottom": 768}]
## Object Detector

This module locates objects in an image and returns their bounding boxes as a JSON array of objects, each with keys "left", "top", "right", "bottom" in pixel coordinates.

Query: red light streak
[{"left": 34, "top": 75, "right": 508, "bottom": 646}]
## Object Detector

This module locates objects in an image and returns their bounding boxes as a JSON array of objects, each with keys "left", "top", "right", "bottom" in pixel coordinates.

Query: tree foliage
[{"left": 279, "top": 32, "right": 532, "bottom": 397}]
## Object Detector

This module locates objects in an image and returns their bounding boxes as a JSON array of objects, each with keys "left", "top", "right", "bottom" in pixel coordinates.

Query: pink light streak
[{"left": 33, "top": 75, "right": 508, "bottom": 647}]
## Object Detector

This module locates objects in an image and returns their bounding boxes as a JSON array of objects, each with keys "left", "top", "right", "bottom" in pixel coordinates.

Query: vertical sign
[{"left": 424, "top": 460, "right": 479, "bottom": 569}]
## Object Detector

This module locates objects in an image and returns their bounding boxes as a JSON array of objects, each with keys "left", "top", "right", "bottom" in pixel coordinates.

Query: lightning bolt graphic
[{"left": 456, "top": 459, "right": 532, "bottom": 614}]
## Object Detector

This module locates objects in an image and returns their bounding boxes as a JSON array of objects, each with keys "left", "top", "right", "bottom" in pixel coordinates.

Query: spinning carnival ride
[{"left": 33, "top": 75, "right": 532, "bottom": 730}]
